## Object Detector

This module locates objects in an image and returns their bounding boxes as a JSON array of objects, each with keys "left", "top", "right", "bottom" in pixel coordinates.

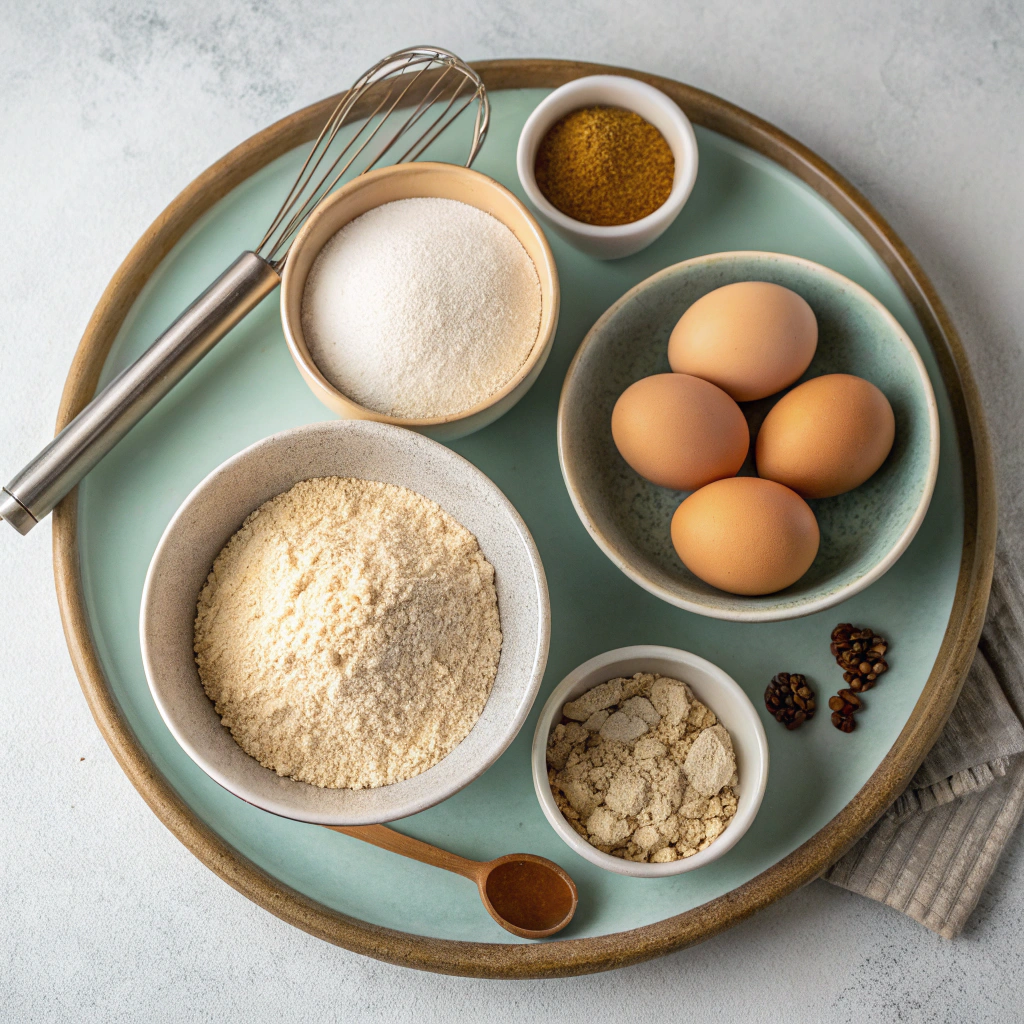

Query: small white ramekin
[
  {"left": 532, "top": 646, "right": 768, "bottom": 877},
  {"left": 516, "top": 76, "right": 699, "bottom": 260}
]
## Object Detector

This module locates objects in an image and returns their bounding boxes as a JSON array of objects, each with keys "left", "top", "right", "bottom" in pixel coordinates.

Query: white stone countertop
[{"left": 2, "top": 2, "right": 1022, "bottom": 1020}]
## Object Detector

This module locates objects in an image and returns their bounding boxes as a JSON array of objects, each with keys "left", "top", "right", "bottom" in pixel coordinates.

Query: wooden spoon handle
[{"left": 325, "top": 824, "right": 484, "bottom": 882}]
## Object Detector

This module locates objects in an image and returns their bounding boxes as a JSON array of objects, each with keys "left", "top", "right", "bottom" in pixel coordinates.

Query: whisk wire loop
[{"left": 257, "top": 47, "right": 488, "bottom": 266}]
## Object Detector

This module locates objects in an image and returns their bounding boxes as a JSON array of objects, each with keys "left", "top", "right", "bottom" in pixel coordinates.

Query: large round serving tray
[{"left": 52, "top": 60, "right": 995, "bottom": 978}]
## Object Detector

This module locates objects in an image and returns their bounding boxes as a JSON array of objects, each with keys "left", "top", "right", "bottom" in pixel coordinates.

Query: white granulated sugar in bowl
[
  {"left": 193, "top": 476, "right": 503, "bottom": 790},
  {"left": 301, "top": 197, "right": 543, "bottom": 419}
]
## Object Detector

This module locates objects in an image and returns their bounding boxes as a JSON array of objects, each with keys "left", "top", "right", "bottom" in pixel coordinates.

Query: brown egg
[
  {"left": 611, "top": 373, "right": 749, "bottom": 491},
  {"left": 756, "top": 373, "right": 895, "bottom": 498},
  {"left": 671, "top": 477, "right": 820, "bottom": 595},
  {"left": 668, "top": 282, "right": 818, "bottom": 401}
]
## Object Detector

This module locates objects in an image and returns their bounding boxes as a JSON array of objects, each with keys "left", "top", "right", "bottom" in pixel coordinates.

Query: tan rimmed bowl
[{"left": 281, "top": 162, "right": 560, "bottom": 441}]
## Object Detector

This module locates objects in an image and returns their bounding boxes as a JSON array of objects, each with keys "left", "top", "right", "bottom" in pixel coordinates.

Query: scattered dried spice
[
  {"left": 764, "top": 673, "right": 816, "bottom": 729},
  {"left": 534, "top": 106, "right": 675, "bottom": 226},
  {"left": 831, "top": 624, "right": 889, "bottom": 692},
  {"left": 828, "top": 688, "right": 862, "bottom": 732},
  {"left": 828, "top": 624, "right": 890, "bottom": 732}
]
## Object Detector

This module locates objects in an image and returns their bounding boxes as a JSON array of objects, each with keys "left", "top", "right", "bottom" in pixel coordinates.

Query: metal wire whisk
[{"left": 0, "top": 47, "right": 489, "bottom": 535}]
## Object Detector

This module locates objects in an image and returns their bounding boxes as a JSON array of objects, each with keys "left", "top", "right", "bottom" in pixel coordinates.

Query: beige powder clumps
[
  {"left": 547, "top": 673, "right": 738, "bottom": 862},
  {"left": 194, "top": 477, "right": 502, "bottom": 789}
]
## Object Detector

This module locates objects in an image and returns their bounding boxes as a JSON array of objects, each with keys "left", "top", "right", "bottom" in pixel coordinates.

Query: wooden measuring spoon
[{"left": 326, "top": 824, "right": 578, "bottom": 939}]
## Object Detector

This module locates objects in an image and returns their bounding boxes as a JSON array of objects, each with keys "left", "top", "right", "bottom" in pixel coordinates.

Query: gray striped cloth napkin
[{"left": 823, "top": 534, "right": 1024, "bottom": 938}]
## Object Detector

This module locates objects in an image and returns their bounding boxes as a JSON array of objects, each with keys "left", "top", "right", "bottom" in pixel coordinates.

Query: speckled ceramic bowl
[
  {"left": 558, "top": 251, "right": 939, "bottom": 622},
  {"left": 140, "top": 420, "right": 550, "bottom": 825}
]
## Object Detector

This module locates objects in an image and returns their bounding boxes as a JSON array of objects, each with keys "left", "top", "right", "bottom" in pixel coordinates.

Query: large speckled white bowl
[{"left": 140, "top": 420, "right": 550, "bottom": 825}]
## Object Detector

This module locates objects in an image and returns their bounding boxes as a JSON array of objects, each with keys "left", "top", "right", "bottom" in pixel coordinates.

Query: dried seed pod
[
  {"left": 831, "top": 623, "right": 889, "bottom": 688},
  {"left": 827, "top": 653, "right": 873, "bottom": 733},
  {"left": 765, "top": 672, "right": 816, "bottom": 729},
  {"left": 830, "top": 709, "right": 857, "bottom": 732}
]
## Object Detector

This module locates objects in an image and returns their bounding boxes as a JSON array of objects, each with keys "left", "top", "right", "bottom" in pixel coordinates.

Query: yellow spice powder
[{"left": 534, "top": 106, "right": 675, "bottom": 226}]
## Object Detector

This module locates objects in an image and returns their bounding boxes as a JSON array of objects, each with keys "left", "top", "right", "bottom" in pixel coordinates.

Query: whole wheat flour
[
  {"left": 547, "top": 673, "right": 738, "bottom": 862},
  {"left": 193, "top": 476, "right": 502, "bottom": 789}
]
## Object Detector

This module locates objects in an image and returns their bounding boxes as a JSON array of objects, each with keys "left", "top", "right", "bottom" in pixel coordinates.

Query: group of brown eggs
[{"left": 611, "top": 282, "right": 896, "bottom": 596}]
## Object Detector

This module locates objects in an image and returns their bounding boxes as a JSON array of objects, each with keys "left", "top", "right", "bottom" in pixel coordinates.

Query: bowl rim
[
  {"left": 556, "top": 250, "right": 942, "bottom": 622},
  {"left": 280, "top": 161, "right": 559, "bottom": 429},
  {"left": 515, "top": 74, "right": 699, "bottom": 240},
  {"left": 531, "top": 645, "right": 770, "bottom": 877},
  {"left": 139, "top": 419, "right": 551, "bottom": 825}
]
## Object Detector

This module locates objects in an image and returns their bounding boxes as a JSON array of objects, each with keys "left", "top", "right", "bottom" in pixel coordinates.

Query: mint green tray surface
[{"left": 78, "top": 89, "right": 963, "bottom": 944}]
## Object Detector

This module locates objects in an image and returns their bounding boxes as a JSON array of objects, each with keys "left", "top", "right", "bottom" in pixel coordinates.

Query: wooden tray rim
[{"left": 51, "top": 58, "right": 997, "bottom": 979}]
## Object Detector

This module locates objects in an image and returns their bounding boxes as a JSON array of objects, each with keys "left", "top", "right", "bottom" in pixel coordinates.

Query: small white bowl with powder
[
  {"left": 140, "top": 420, "right": 550, "bottom": 825},
  {"left": 532, "top": 646, "right": 768, "bottom": 877},
  {"left": 281, "top": 162, "right": 560, "bottom": 441}
]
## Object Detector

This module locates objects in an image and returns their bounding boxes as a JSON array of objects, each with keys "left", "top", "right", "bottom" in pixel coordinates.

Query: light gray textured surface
[{"left": 1, "top": 1, "right": 1021, "bottom": 1019}]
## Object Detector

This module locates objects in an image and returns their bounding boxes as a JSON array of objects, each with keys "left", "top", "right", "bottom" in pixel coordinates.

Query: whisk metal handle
[{"left": 0, "top": 252, "right": 281, "bottom": 534}]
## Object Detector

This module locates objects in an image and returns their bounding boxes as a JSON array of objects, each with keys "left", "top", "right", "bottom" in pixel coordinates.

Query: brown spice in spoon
[{"left": 484, "top": 859, "right": 576, "bottom": 933}]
